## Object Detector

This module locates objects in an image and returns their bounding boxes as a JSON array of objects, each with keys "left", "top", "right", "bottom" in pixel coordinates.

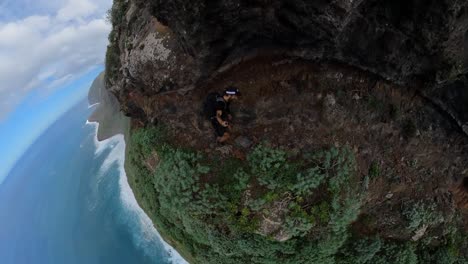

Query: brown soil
[{"left": 134, "top": 54, "right": 468, "bottom": 237}]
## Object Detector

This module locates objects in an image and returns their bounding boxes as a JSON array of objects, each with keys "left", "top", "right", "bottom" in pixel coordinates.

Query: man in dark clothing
[{"left": 208, "top": 87, "right": 241, "bottom": 143}]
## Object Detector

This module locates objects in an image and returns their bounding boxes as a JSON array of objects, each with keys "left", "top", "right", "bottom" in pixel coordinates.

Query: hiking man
[{"left": 204, "top": 87, "right": 241, "bottom": 143}]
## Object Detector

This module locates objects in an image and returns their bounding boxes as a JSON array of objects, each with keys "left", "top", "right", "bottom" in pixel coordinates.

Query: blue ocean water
[{"left": 0, "top": 99, "right": 185, "bottom": 264}]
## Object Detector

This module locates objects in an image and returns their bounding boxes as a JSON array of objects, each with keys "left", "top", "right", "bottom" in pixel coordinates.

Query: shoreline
[{"left": 86, "top": 120, "right": 188, "bottom": 264}]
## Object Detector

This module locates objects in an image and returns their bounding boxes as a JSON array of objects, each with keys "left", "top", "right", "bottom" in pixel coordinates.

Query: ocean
[{"left": 0, "top": 99, "right": 186, "bottom": 264}]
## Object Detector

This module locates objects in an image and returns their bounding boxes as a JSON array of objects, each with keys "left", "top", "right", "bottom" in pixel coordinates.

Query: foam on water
[
  {"left": 88, "top": 103, "right": 100, "bottom": 109},
  {"left": 86, "top": 121, "right": 188, "bottom": 264}
]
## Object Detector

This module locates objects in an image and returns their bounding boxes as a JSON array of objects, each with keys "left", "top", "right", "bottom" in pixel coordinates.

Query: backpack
[{"left": 202, "top": 92, "right": 222, "bottom": 119}]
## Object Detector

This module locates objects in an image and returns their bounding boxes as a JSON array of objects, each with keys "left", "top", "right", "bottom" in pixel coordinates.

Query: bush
[
  {"left": 248, "top": 144, "right": 296, "bottom": 190},
  {"left": 290, "top": 167, "right": 325, "bottom": 195},
  {"left": 402, "top": 201, "right": 444, "bottom": 232},
  {"left": 371, "top": 242, "right": 418, "bottom": 264},
  {"left": 310, "top": 202, "right": 331, "bottom": 224},
  {"left": 106, "top": 0, "right": 128, "bottom": 27},
  {"left": 131, "top": 126, "right": 168, "bottom": 156},
  {"left": 284, "top": 202, "right": 316, "bottom": 237},
  {"left": 105, "top": 43, "right": 121, "bottom": 85},
  {"left": 318, "top": 147, "right": 356, "bottom": 194},
  {"left": 155, "top": 146, "right": 210, "bottom": 212},
  {"left": 337, "top": 237, "right": 381, "bottom": 263},
  {"left": 369, "top": 161, "right": 380, "bottom": 179}
]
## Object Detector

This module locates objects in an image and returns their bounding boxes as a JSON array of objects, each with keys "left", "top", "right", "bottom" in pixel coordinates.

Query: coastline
[
  {"left": 87, "top": 119, "right": 188, "bottom": 264},
  {"left": 87, "top": 71, "right": 192, "bottom": 263},
  {"left": 122, "top": 124, "right": 197, "bottom": 264}
]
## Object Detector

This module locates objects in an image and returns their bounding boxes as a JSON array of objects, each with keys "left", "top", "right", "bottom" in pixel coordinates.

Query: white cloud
[
  {"left": 0, "top": 0, "right": 113, "bottom": 120},
  {"left": 57, "top": 0, "right": 98, "bottom": 22}
]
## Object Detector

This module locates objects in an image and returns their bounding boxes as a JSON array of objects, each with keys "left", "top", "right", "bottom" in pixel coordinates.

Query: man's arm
[{"left": 216, "top": 110, "right": 228, "bottom": 127}]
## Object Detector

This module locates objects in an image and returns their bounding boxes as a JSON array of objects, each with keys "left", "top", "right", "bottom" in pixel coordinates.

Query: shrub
[
  {"left": 105, "top": 43, "right": 121, "bottom": 86},
  {"left": 216, "top": 158, "right": 250, "bottom": 201},
  {"left": 329, "top": 194, "right": 361, "bottom": 234},
  {"left": 402, "top": 201, "right": 444, "bottom": 232},
  {"left": 369, "top": 161, "right": 380, "bottom": 179},
  {"left": 424, "top": 247, "right": 458, "bottom": 264},
  {"left": 310, "top": 201, "right": 331, "bottom": 224},
  {"left": 106, "top": 0, "right": 128, "bottom": 27},
  {"left": 104, "top": 0, "right": 128, "bottom": 86},
  {"left": 248, "top": 197, "right": 267, "bottom": 212},
  {"left": 154, "top": 146, "right": 210, "bottom": 211},
  {"left": 192, "top": 184, "right": 229, "bottom": 216},
  {"left": 131, "top": 126, "right": 168, "bottom": 156},
  {"left": 232, "top": 168, "right": 250, "bottom": 193},
  {"left": 248, "top": 144, "right": 295, "bottom": 190},
  {"left": 290, "top": 167, "right": 325, "bottom": 195},
  {"left": 318, "top": 147, "right": 356, "bottom": 194},
  {"left": 232, "top": 207, "right": 259, "bottom": 233},
  {"left": 337, "top": 237, "right": 382, "bottom": 264},
  {"left": 371, "top": 242, "right": 418, "bottom": 264},
  {"left": 284, "top": 202, "right": 316, "bottom": 237}
]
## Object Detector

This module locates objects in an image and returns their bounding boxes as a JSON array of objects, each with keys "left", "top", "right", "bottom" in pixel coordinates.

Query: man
[{"left": 206, "top": 87, "right": 241, "bottom": 143}]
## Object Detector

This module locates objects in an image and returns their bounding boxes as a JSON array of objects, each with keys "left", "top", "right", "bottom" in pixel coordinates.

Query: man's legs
[
  {"left": 212, "top": 119, "right": 230, "bottom": 143},
  {"left": 217, "top": 132, "right": 230, "bottom": 143}
]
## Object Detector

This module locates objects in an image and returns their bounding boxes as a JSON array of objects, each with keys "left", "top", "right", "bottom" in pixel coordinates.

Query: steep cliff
[
  {"left": 87, "top": 72, "right": 129, "bottom": 141},
  {"left": 105, "top": 0, "right": 468, "bottom": 263}
]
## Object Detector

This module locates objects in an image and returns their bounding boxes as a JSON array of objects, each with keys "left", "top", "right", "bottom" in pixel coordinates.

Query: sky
[{"left": 0, "top": 0, "right": 113, "bottom": 182}]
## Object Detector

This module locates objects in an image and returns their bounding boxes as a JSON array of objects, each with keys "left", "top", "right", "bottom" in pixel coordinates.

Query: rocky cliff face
[
  {"left": 107, "top": 0, "right": 468, "bottom": 133},
  {"left": 149, "top": 0, "right": 464, "bottom": 80},
  {"left": 106, "top": 0, "right": 468, "bottom": 263}
]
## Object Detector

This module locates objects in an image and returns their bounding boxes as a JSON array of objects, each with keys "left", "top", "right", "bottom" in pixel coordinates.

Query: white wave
[
  {"left": 85, "top": 121, "right": 100, "bottom": 150},
  {"left": 88, "top": 121, "right": 188, "bottom": 264},
  {"left": 84, "top": 121, "right": 104, "bottom": 211},
  {"left": 88, "top": 102, "right": 100, "bottom": 109}
]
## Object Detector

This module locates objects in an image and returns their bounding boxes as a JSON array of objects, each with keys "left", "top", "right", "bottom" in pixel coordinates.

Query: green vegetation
[
  {"left": 126, "top": 125, "right": 467, "bottom": 263},
  {"left": 105, "top": 0, "right": 128, "bottom": 86},
  {"left": 369, "top": 161, "right": 380, "bottom": 179},
  {"left": 402, "top": 201, "right": 445, "bottom": 232}
]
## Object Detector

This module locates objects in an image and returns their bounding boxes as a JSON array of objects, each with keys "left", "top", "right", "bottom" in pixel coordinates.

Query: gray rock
[
  {"left": 324, "top": 94, "right": 336, "bottom": 107},
  {"left": 147, "top": 0, "right": 468, "bottom": 87},
  {"left": 411, "top": 225, "right": 428, "bottom": 241},
  {"left": 235, "top": 136, "right": 253, "bottom": 149},
  {"left": 235, "top": 108, "right": 257, "bottom": 126}
]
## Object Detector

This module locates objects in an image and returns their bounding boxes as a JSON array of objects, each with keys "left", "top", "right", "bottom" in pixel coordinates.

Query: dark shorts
[{"left": 211, "top": 119, "right": 227, "bottom": 137}]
